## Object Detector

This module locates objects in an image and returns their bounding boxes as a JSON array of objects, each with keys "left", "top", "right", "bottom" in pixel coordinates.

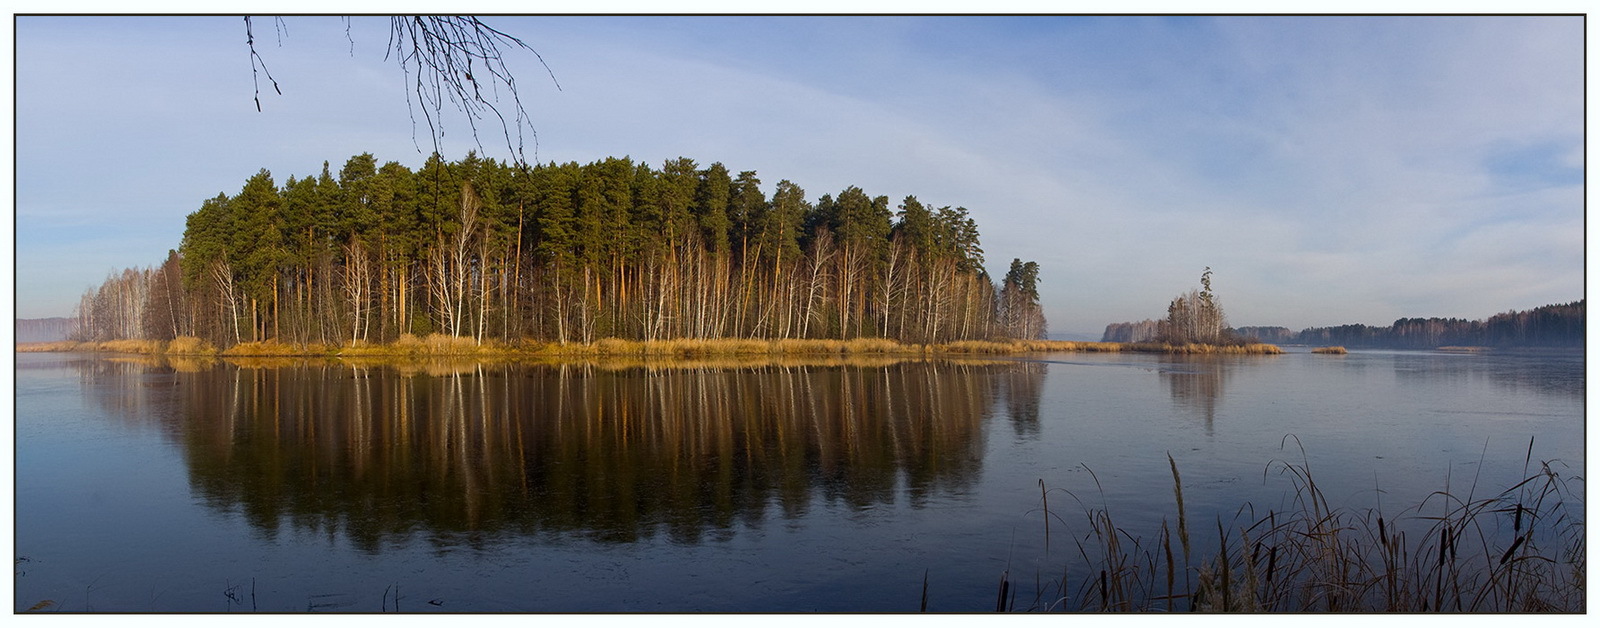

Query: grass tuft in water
[{"left": 1003, "top": 442, "right": 1584, "bottom": 612}]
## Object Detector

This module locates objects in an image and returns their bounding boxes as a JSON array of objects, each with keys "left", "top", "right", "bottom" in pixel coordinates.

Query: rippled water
[{"left": 13, "top": 348, "right": 1583, "bottom": 612}]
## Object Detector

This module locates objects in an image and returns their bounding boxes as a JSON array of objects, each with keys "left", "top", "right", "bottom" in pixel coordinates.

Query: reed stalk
[{"left": 997, "top": 446, "right": 1584, "bottom": 612}]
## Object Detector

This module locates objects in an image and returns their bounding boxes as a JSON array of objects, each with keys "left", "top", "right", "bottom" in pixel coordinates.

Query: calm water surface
[{"left": 13, "top": 349, "right": 1584, "bottom": 612}]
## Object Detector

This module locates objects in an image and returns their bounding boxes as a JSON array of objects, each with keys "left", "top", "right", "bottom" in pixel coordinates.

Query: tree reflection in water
[
  {"left": 1159, "top": 356, "right": 1231, "bottom": 434},
  {"left": 76, "top": 357, "right": 1047, "bottom": 552}
]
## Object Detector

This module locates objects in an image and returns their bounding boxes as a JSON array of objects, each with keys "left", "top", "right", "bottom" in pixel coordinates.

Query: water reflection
[
  {"left": 73, "top": 357, "right": 1045, "bottom": 551},
  {"left": 1388, "top": 350, "right": 1584, "bottom": 398},
  {"left": 1159, "top": 357, "right": 1232, "bottom": 433},
  {"left": 999, "top": 362, "right": 1047, "bottom": 438},
  {"left": 1152, "top": 349, "right": 1586, "bottom": 432}
]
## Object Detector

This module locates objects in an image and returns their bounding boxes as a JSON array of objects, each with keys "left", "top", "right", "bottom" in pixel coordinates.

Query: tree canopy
[
  {"left": 1159, "top": 267, "right": 1231, "bottom": 345},
  {"left": 73, "top": 152, "right": 1046, "bottom": 347}
]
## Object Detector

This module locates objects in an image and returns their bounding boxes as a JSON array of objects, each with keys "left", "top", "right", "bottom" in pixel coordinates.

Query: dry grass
[
  {"left": 337, "top": 334, "right": 508, "bottom": 357},
  {"left": 538, "top": 337, "right": 926, "bottom": 357},
  {"left": 1311, "top": 346, "right": 1349, "bottom": 355},
  {"left": 1123, "top": 342, "right": 1285, "bottom": 355},
  {"left": 17, "top": 336, "right": 1286, "bottom": 359},
  {"left": 842, "top": 337, "right": 906, "bottom": 353},
  {"left": 166, "top": 336, "right": 219, "bottom": 356},
  {"left": 222, "top": 340, "right": 338, "bottom": 357},
  {"left": 936, "top": 340, "right": 1020, "bottom": 354},
  {"left": 223, "top": 357, "right": 322, "bottom": 370},
  {"left": 15, "top": 341, "right": 88, "bottom": 352},
  {"left": 423, "top": 333, "right": 491, "bottom": 355},
  {"left": 1012, "top": 340, "right": 1128, "bottom": 352},
  {"left": 332, "top": 340, "right": 397, "bottom": 357},
  {"left": 91, "top": 339, "right": 167, "bottom": 354},
  {"left": 771, "top": 338, "right": 849, "bottom": 354},
  {"left": 394, "top": 333, "right": 428, "bottom": 354},
  {"left": 1012, "top": 440, "right": 1584, "bottom": 612}
]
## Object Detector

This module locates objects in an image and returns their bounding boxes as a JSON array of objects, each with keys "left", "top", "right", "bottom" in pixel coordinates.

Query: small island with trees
[
  {"left": 44, "top": 152, "right": 1072, "bottom": 358},
  {"left": 25, "top": 153, "right": 1579, "bottom": 359}
]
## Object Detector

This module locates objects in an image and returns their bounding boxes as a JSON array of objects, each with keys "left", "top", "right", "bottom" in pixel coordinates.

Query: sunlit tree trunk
[
  {"left": 343, "top": 240, "right": 371, "bottom": 344},
  {"left": 212, "top": 258, "right": 242, "bottom": 346}
]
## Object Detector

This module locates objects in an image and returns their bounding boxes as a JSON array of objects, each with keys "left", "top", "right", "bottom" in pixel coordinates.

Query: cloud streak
[{"left": 12, "top": 16, "right": 1583, "bottom": 334}]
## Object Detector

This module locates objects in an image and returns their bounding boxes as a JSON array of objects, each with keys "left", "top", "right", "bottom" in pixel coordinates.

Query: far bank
[{"left": 16, "top": 335, "right": 1286, "bottom": 359}]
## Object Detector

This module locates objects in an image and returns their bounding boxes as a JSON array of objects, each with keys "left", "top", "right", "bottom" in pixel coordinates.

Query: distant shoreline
[{"left": 15, "top": 335, "right": 1287, "bottom": 358}]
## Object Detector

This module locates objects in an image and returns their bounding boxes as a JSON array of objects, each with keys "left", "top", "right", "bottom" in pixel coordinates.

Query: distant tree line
[
  {"left": 15, "top": 317, "right": 76, "bottom": 343},
  {"left": 1230, "top": 326, "right": 1295, "bottom": 344},
  {"left": 1293, "top": 300, "right": 1584, "bottom": 349},
  {"left": 70, "top": 153, "right": 1047, "bottom": 346},
  {"left": 1104, "top": 300, "right": 1584, "bottom": 349},
  {"left": 1101, "top": 319, "right": 1161, "bottom": 343}
]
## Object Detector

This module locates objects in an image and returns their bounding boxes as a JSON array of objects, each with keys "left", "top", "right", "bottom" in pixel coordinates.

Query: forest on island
[
  {"left": 1091, "top": 267, "right": 1246, "bottom": 347},
  {"left": 70, "top": 153, "right": 1047, "bottom": 348}
]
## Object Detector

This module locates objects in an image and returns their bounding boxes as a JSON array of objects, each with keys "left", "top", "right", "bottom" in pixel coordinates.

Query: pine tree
[{"left": 89, "top": 152, "right": 1045, "bottom": 348}]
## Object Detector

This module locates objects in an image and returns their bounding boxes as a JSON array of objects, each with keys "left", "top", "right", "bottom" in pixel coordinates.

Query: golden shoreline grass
[{"left": 16, "top": 335, "right": 1287, "bottom": 359}]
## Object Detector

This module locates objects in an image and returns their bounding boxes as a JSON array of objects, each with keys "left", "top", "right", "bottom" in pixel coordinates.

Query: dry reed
[
  {"left": 1009, "top": 440, "right": 1584, "bottom": 612},
  {"left": 166, "top": 336, "right": 219, "bottom": 355},
  {"left": 15, "top": 341, "right": 88, "bottom": 352},
  {"left": 223, "top": 340, "right": 338, "bottom": 357},
  {"left": 91, "top": 339, "right": 167, "bottom": 354}
]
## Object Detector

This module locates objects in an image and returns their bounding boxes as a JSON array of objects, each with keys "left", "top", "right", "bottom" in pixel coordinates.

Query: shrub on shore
[{"left": 166, "top": 336, "right": 219, "bottom": 356}]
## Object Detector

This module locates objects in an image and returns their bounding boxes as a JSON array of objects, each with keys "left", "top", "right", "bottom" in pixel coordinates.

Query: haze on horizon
[{"left": 11, "top": 15, "right": 1584, "bottom": 336}]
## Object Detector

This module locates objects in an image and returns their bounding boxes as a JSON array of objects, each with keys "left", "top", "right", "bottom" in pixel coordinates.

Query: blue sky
[{"left": 9, "top": 15, "right": 1586, "bottom": 336}]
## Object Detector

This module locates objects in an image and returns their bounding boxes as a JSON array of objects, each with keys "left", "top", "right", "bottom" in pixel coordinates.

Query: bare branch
[
  {"left": 243, "top": 17, "right": 282, "bottom": 113},
  {"left": 388, "top": 16, "right": 558, "bottom": 165},
  {"left": 246, "top": 16, "right": 558, "bottom": 165}
]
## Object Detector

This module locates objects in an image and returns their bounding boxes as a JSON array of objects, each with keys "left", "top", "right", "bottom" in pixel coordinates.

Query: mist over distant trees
[
  {"left": 1292, "top": 300, "right": 1584, "bottom": 349},
  {"left": 68, "top": 152, "right": 1047, "bottom": 347},
  {"left": 1230, "top": 326, "right": 1295, "bottom": 344},
  {"left": 15, "top": 317, "right": 76, "bottom": 343},
  {"left": 1103, "top": 300, "right": 1584, "bottom": 349},
  {"left": 1101, "top": 319, "right": 1161, "bottom": 343}
]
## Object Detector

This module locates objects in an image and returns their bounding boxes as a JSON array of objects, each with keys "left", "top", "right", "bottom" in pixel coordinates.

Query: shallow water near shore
[{"left": 13, "top": 347, "right": 1584, "bottom": 612}]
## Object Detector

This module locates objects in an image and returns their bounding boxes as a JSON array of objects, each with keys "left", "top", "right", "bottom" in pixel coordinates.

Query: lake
[{"left": 12, "top": 348, "right": 1584, "bottom": 612}]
